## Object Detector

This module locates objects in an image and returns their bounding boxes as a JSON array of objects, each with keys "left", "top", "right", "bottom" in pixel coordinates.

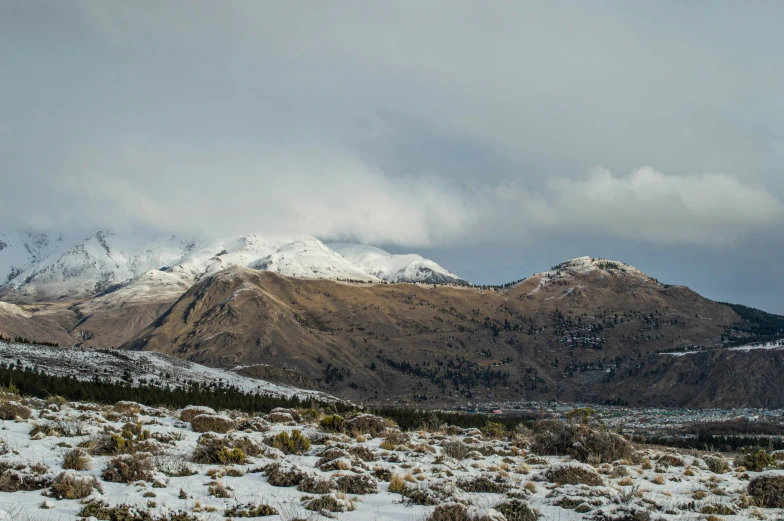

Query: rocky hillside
[
  {"left": 2, "top": 255, "right": 783, "bottom": 408},
  {"left": 122, "top": 259, "right": 782, "bottom": 407}
]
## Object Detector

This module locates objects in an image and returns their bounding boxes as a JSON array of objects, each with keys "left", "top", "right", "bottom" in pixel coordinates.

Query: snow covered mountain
[
  {"left": 0, "top": 230, "right": 466, "bottom": 302},
  {"left": 1, "top": 231, "right": 199, "bottom": 301},
  {"left": 0, "top": 231, "right": 70, "bottom": 285},
  {"left": 329, "top": 243, "right": 467, "bottom": 285},
  {"left": 250, "top": 238, "right": 379, "bottom": 282},
  {"left": 527, "top": 256, "right": 660, "bottom": 292}
]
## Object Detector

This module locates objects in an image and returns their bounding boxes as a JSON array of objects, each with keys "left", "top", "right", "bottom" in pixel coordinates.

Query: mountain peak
[
  {"left": 530, "top": 256, "right": 657, "bottom": 290},
  {"left": 0, "top": 231, "right": 468, "bottom": 302},
  {"left": 328, "top": 242, "right": 467, "bottom": 285}
]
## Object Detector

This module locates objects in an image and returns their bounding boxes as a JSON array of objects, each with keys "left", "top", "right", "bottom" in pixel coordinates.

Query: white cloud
[
  {"left": 18, "top": 143, "right": 780, "bottom": 249},
  {"left": 504, "top": 167, "right": 784, "bottom": 246},
  {"left": 34, "top": 146, "right": 473, "bottom": 247}
]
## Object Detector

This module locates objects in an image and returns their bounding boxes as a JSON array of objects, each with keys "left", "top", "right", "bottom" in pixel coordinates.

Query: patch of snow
[{"left": 0, "top": 341, "right": 333, "bottom": 401}]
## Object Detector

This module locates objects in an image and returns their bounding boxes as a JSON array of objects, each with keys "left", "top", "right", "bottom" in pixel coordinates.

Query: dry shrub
[
  {"left": 30, "top": 420, "right": 90, "bottom": 438},
  {"left": 0, "top": 462, "right": 53, "bottom": 492},
  {"left": 190, "top": 414, "right": 234, "bottom": 433},
  {"left": 102, "top": 454, "right": 154, "bottom": 483},
  {"left": 113, "top": 401, "right": 141, "bottom": 415},
  {"left": 304, "top": 493, "right": 356, "bottom": 513},
  {"left": 235, "top": 417, "right": 270, "bottom": 432},
  {"left": 748, "top": 474, "right": 784, "bottom": 508},
  {"left": 388, "top": 474, "right": 406, "bottom": 493},
  {"left": 208, "top": 481, "right": 232, "bottom": 498},
  {"left": 400, "top": 484, "right": 443, "bottom": 506},
  {"left": 0, "top": 402, "right": 32, "bottom": 420},
  {"left": 496, "top": 499, "right": 540, "bottom": 521},
  {"left": 482, "top": 421, "right": 507, "bottom": 439},
  {"left": 380, "top": 439, "right": 398, "bottom": 450},
  {"left": 264, "top": 462, "right": 306, "bottom": 487},
  {"left": 457, "top": 475, "right": 509, "bottom": 493},
  {"left": 735, "top": 448, "right": 776, "bottom": 472},
  {"left": 317, "top": 447, "right": 351, "bottom": 466},
  {"left": 426, "top": 504, "right": 499, "bottom": 521},
  {"left": 192, "top": 433, "right": 263, "bottom": 464},
  {"left": 320, "top": 459, "right": 352, "bottom": 472},
  {"left": 219, "top": 448, "right": 247, "bottom": 465},
  {"left": 427, "top": 504, "right": 471, "bottom": 521},
  {"left": 345, "top": 414, "right": 390, "bottom": 437},
  {"left": 179, "top": 405, "right": 216, "bottom": 423},
  {"left": 319, "top": 414, "right": 345, "bottom": 432},
  {"left": 49, "top": 471, "right": 102, "bottom": 499},
  {"left": 62, "top": 448, "right": 92, "bottom": 470},
  {"left": 442, "top": 440, "right": 470, "bottom": 460},
  {"left": 381, "top": 431, "right": 409, "bottom": 450},
  {"left": 545, "top": 464, "right": 603, "bottom": 486},
  {"left": 298, "top": 475, "right": 335, "bottom": 494},
  {"left": 531, "top": 420, "right": 635, "bottom": 463},
  {"left": 703, "top": 456, "right": 730, "bottom": 474},
  {"left": 334, "top": 473, "right": 378, "bottom": 494},
  {"left": 700, "top": 504, "right": 736, "bottom": 516},
  {"left": 270, "top": 429, "right": 311, "bottom": 455},
  {"left": 224, "top": 503, "right": 278, "bottom": 517},
  {"left": 88, "top": 432, "right": 161, "bottom": 457},
  {"left": 347, "top": 445, "right": 378, "bottom": 462},
  {"left": 587, "top": 507, "right": 650, "bottom": 521},
  {"left": 657, "top": 454, "right": 684, "bottom": 467},
  {"left": 373, "top": 467, "right": 392, "bottom": 481}
]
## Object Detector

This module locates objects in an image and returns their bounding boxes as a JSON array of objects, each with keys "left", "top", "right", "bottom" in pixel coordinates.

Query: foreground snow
[{"left": 0, "top": 397, "right": 782, "bottom": 521}]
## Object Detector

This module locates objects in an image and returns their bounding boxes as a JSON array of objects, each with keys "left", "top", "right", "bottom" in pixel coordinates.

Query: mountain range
[
  {"left": 0, "top": 230, "right": 467, "bottom": 302},
  {"left": 1, "top": 230, "right": 783, "bottom": 408}
]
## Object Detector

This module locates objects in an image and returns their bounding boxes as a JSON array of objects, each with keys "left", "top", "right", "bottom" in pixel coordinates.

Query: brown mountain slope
[
  {"left": 0, "top": 295, "right": 180, "bottom": 349},
  {"left": 122, "top": 261, "right": 766, "bottom": 406}
]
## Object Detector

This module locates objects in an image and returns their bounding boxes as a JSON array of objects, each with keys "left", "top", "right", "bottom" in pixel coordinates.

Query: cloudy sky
[{"left": 2, "top": 1, "right": 784, "bottom": 312}]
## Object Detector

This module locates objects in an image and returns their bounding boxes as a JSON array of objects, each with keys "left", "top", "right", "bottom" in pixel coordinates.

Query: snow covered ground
[
  {"left": 0, "top": 397, "right": 782, "bottom": 521},
  {"left": 0, "top": 342, "right": 330, "bottom": 401}
]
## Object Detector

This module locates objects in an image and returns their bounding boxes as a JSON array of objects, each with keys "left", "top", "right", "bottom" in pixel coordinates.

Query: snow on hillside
[
  {"left": 2, "top": 231, "right": 199, "bottom": 301},
  {"left": 663, "top": 340, "right": 784, "bottom": 357},
  {"left": 165, "top": 234, "right": 281, "bottom": 283},
  {"left": 77, "top": 270, "right": 193, "bottom": 312},
  {"left": 0, "top": 231, "right": 71, "bottom": 286},
  {"left": 251, "top": 238, "right": 380, "bottom": 282},
  {"left": 527, "top": 256, "right": 657, "bottom": 292},
  {"left": 0, "top": 341, "right": 332, "bottom": 401},
  {"left": 0, "top": 231, "right": 466, "bottom": 302},
  {"left": 329, "top": 243, "right": 467, "bottom": 284}
]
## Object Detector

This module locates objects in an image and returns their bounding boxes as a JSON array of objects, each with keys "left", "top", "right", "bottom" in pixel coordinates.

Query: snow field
[{"left": 0, "top": 397, "right": 782, "bottom": 521}]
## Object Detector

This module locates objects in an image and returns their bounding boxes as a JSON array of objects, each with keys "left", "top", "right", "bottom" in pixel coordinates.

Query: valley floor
[{"left": 0, "top": 396, "right": 783, "bottom": 521}]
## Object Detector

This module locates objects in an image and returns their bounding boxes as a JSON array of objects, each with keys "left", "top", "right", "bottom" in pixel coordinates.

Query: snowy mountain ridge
[
  {"left": 527, "top": 255, "right": 660, "bottom": 292},
  {"left": 328, "top": 243, "right": 466, "bottom": 285},
  {"left": 0, "top": 230, "right": 467, "bottom": 302}
]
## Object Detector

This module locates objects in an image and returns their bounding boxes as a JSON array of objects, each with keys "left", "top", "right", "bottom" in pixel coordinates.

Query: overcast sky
[{"left": 2, "top": 1, "right": 784, "bottom": 312}]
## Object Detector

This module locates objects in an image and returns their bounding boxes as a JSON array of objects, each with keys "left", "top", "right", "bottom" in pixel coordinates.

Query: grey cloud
[{"left": 1, "top": 1, "right": 784, "bottom": 309}]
